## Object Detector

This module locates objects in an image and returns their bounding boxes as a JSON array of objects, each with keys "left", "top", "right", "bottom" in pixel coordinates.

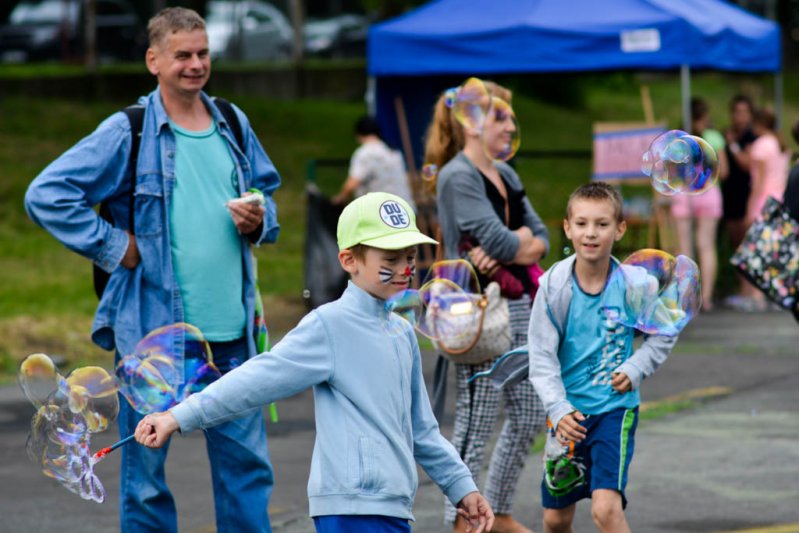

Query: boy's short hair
[
  {"left": 566, "top": 182, "right": 624, "bottom": 223},
  {"left": 337, "top": 192, "right": 437, "bottom": 251},
  {"left": 349, "top": 243, "right": 368, "bottom": 260},
  {"left": 148, "top": 7, "right": 205, "bottom": 49}
]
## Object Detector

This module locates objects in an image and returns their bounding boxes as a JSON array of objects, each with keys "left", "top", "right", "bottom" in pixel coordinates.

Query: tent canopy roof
[{"left": 368, "top": 0, "right": 781, "bottom": 76}]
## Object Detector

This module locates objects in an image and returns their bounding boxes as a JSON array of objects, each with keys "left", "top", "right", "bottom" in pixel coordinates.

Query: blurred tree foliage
[{"left": 357, "top": 0, "right": 425, "bottom": 18}]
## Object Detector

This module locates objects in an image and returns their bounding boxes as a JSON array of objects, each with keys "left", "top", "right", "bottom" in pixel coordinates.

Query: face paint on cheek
[
  {"left": 378, "top": 267, "right": 395, "bottom": 284},
  {"left": 406, "top": 265, "right": 416, "bottom": 283}
]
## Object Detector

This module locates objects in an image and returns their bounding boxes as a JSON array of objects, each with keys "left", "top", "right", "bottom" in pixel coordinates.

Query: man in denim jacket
[{"left": 24, "top": 7, "right": 280, "bottom": 533}]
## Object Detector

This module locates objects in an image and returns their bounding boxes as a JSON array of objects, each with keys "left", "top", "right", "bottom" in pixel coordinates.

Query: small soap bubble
[
  {"left": 421, "top": 163, "right": 438, "bottom": 182},
  {"left": 483, "top": 97, "right": 521, "bottom": 162},
  {"left": 18, "top": 353, "right": 59, "bottom": 409},
  {"left": 641, "top": 130, "right": 719, "bottom": 196},
  {"left": 602, "top": 249, "right": 701, "bottom": 336},
  {"left": 446, "top": 77, "right": 492, "bottom": 134}
]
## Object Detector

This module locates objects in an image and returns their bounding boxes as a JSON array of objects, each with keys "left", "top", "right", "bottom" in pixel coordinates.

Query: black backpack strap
[
  {"left": 122, "top": 104, "right": 145, "bottom": 230},
  {"left": 213, "top": 96, "right": 244, "bottom": 152},
  {"left": 93, "top": 104, "right": 144, "bottom": 299}
]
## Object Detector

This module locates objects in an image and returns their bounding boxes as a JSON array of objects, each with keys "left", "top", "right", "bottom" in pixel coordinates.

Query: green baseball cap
[{"left": 337, "top": 193, "right": 438, "bottom": 251}]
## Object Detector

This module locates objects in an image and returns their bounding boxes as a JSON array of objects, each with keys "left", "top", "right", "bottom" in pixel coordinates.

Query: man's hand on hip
[{"left": 121, "top": 232, "right": 140, "bottom": 269}]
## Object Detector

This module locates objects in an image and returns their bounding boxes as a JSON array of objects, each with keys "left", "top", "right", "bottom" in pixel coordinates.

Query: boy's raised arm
[{"left": 169, "top": 312, "right": 335, "bottom": 435}]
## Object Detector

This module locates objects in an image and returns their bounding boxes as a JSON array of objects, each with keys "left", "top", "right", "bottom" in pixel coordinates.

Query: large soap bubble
[
  {"left": 602, "top": 249, "right": 701, "bottom": 336},
  {"left": 641, "top": 130, "right": 719, "bottom": 196},
  {"left": 386, "top": 260, "right": 483, "bottom": 347},
  {"left": 116, "top": 323, "right": 221, "bottom": 415}
]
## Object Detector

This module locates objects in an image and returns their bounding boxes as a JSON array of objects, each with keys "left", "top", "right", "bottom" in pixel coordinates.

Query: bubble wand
[{"left": 93, "top": 434, "right": 136, "bottom": 462}]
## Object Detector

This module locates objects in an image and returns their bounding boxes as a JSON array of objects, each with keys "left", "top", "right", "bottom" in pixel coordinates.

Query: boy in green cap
[{"left": 135, "top": 192, "right": 496, "bottom": 533}]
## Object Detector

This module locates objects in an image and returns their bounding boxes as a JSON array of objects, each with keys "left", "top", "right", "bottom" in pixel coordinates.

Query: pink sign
[{"left": 592, "top": 125, "right": 665, "bottom": 181}]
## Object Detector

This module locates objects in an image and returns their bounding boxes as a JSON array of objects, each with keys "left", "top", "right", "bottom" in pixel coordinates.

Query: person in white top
[{"left": 333, "top": 116, "right": 416, "bottom": 209}]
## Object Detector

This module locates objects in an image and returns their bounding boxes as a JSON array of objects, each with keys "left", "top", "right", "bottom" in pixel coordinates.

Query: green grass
[{"left": 2, "top": 69, "right": 797, "bottom": 373}]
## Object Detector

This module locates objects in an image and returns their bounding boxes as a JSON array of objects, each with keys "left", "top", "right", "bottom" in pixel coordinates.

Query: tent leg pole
[
  {"left": 774, "top": 71, "right": 784, "bottom": 129},
  {"left": 681, "top": 64, "right": 691, "bottom": 131},
  {"left": 366, "top": 76, "right": 376, "bottom": 116}
]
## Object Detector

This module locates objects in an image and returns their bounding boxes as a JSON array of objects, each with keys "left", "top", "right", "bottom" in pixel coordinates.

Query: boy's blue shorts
[
  {"left": 541, "top": 406, "right": 638, "bottom": 510},
  {"left": 313, "top": 514, "right": 411, "bottom": 532}
]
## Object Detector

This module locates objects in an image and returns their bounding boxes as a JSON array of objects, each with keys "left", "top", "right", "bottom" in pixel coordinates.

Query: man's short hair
[
  {"left": 566, "top": 182, "right": 624, "bottom": 223},
  {"left": 148, "top": 7, "right": 205, "bottom": 49}
]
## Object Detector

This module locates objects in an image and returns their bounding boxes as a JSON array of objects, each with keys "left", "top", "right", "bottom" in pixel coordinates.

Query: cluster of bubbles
[
  {"left": 422, "top": 77, "right": 521, "bottom": 183},
  {"left": 18, "top": 323, "right": 222, "bottom": 503},
  {"left": 116, "top": 323, "right": 221, "bottom": 414},
  {"left": 18, "top": 353, "right": 119, "bottom": 502},
  {"left": 642, "top": 130, "right": 720, "bottom": 196},
  {"left": 602, "top": 249, "right": 702, "bottom": 337},
  {"left": 386, "top": 259, "right": 483, "bottom": 348}
]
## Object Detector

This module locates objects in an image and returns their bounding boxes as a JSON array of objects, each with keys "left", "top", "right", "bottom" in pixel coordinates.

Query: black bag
[
  {"left": 303, "top": 184, "right": 347, "bottom": 309},
  {"left": 93, "top": 97, "right": 244, "bottom": 298}
]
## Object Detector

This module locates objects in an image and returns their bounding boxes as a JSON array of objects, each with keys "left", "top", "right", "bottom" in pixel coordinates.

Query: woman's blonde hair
[{"left": 422, "top": 79, "right": 512, "bottom": 189}]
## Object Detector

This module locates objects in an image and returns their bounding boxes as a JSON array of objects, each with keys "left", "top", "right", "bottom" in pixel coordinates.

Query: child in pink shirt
[{"left": 746, "top": 108, "right": 790, "bottom": 225}]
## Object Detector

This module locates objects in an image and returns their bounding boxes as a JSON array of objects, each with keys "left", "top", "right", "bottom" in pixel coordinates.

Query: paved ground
[{"left": 1, "top": 308, "right": 797, "bottom": 532}]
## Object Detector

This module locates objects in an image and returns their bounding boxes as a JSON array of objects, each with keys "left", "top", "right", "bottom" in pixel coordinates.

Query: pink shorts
[{"left": 670, "top": 186, "right": 722, "bottom": 219}]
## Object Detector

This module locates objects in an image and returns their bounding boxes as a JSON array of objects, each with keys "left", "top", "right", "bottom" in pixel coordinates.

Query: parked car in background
[
  {"left": 207, "top": 0, "right": 293, "bottom": 61},
  {"left": 0, "top": 0, "right": 145, "bottom": 63},
  {"left": 303, "top": 14, "right": 368, "bottom": 58}
]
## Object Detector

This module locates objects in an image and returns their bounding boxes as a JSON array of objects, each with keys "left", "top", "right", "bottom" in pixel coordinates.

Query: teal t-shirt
[
  {"left": 560, "top": 266, "right": 639, "bottom": 415},
  {"left": 169, "top": 121, "right": 245, "bottom": 341}
]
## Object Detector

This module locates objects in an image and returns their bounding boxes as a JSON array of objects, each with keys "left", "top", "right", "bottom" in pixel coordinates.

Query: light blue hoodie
[{"left": 171, "top": 281, "right": 477, "bottom": 520}]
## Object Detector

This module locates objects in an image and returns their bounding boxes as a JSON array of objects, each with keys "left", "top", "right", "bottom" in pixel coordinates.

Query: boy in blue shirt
[
  {"left": 135, "top": 192, "right": 495, "bottom": 533},
  {"left": 528, "top": 183, "right": 676, "bottom": 533}
]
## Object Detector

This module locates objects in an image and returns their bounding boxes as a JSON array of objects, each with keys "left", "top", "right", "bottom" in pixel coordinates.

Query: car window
[
  {"left": 10, "top": 0, "right": 78, "bottom": 24},
  {"left": 247, "top": 8, "right": 275, "bottom": 26}
]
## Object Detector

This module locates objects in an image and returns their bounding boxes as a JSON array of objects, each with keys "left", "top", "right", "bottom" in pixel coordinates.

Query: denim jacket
[{"left": 25, "top": 87, "right": 281, "bottom": 358}]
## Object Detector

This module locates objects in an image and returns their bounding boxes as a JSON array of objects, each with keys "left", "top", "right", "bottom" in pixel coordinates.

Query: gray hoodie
[
  {"left": 436, "top": 152, "right": 549, "bottom": 261},
  {"left": 529, "top": 254, "right": 677, "bottom": 429}
]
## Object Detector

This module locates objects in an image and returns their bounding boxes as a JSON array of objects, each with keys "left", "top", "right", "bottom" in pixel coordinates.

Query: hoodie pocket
[{"left": 358, "top": 436, "right": 377, "bottom": 492}]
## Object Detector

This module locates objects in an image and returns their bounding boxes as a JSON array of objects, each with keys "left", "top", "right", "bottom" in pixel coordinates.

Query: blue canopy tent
[{"left": 367, "top": 0, "right": 781, "bottom": 169}]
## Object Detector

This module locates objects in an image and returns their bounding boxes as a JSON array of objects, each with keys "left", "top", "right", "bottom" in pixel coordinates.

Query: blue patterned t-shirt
[{"left": 559, "top": 266, "right": 639, "bottom": 414}]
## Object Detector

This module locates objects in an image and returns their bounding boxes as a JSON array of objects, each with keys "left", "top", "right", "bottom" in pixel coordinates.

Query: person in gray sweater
[{"left": 424, "top": 79, "right": 549, "bottom": 533}]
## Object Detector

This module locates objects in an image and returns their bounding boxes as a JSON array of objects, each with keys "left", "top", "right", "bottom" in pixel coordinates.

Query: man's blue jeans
[{"left": 117, "top": 337, "right": 273, "bottom": 533}]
